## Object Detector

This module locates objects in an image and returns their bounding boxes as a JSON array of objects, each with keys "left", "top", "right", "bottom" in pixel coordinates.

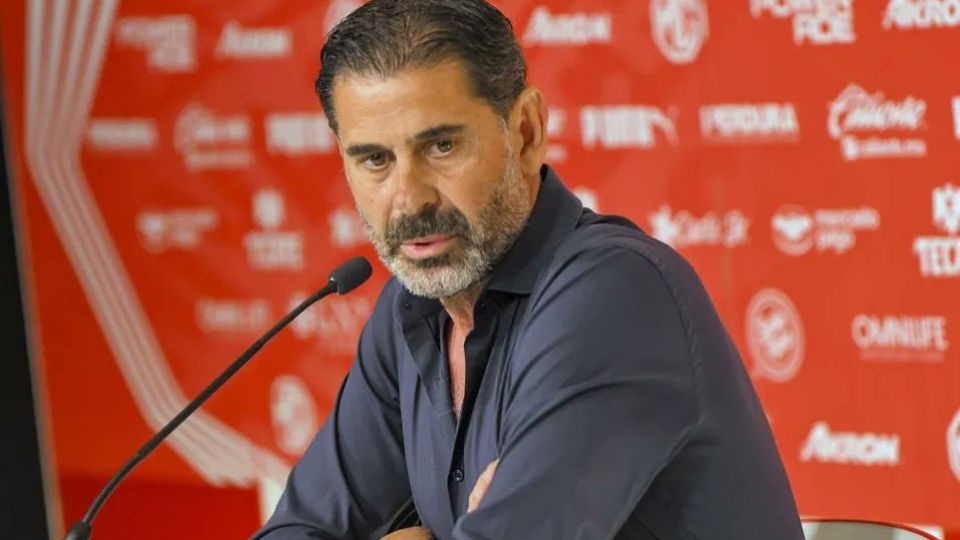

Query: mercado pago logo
[
  {"left": 852, "top": 314, "right": 949, "bottom": 362},
  {"left": 648, "top": 206, "right": 750, "bottom": 249},
  {"left": 750, "top": 0, "right": 855, "bottom": 45},
  {"left": 650, "top": 0, "right": 709, "bottom": 64},
  {"left": 700, "top": 103, "right": 800, "bottom": 144},
  {"left": 522, "top": 6, "right": 612, "bottom": 46},
  {"left": 174, "top": 104, "right": 253, "bottom": 171},
  {"left": 884, "top": 0, "right": 960, "bottom": 30},
  {"left": 244, "top": 189, "right": 305, "bottom": 271},
  {"left": 827, "top": 84, "right": 927, "bottom": 161},
  {"left": 801, "top": 422, "right": 901, "bottom": 467},
  {"left": 771, "top": 205, "right": 880, "bottom": 256},
  {"left": 914, "top": 182, "right": 960, "bottom": 277},
  {"left": 113, "top": 15, "right": 196, "bottom": 72},
  {"left": 745, "top": 288, "right": 805, "bottom": 383},
  {"left": 580, "top": 105, "right": 678, "bottom": 149}
]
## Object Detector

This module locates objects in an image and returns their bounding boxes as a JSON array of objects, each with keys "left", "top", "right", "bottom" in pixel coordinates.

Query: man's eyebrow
[
  {"left": 412, "top": 123, "right": 465, "bottom": 141},
  {"left": 344, "top": 143, "right": 388, "bottom": 157},
  {"left": 343, "top": 124, "right": 465, "bottom": 157}
]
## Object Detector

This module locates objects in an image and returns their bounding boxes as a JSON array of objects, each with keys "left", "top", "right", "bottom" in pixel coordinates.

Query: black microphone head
[{"left": 329, "top": 256, "right": 372, "bottom": 294}]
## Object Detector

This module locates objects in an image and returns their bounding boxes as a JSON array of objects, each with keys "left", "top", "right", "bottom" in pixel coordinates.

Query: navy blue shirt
[{"left": 254, "top": 166, "right": 803, "bottom": 539}]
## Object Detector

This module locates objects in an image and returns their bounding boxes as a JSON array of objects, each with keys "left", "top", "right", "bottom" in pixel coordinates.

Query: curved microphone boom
[{"left": 64, "top": 256, "right": 373, "bottom": 540}]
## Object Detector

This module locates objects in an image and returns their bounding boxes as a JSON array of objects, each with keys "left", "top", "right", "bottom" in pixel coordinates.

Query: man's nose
[{"left": 392, "top": 158, "right": 439, "bottom": 215}]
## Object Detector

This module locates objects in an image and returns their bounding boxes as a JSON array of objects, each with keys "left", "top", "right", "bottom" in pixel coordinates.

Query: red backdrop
[{"left": 2, "top": 0, "right": 958, "bottom": 538}]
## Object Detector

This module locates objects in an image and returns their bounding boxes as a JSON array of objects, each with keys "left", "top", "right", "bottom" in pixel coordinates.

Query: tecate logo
[
  {"left": 884, "top": 0, "right": 960, "bottom": 30},
  {"left": 245, "top": 189, "right": 304, "bottom": 271},
  {"left": 649, "top": 0, "right": 709, "bottom": 64},
  {"left": 827, "top": 84, "right": 927, "bottom": 160},
  {"left": 700, "top": 103, "right": 799, "bottom": 143},
  {"left": 523, "top": 6, "right": 612, "bottom": 45},
  {"left": 914, "top": 182, "right": 960, "bottom": 277},
  {"left": 580, "top": 106, "right": 678, "bottom": 149},
  {"left": 745, "top": 288, "right": 805, "bottom": 383},
  {"left": 750, "top": 0, "right": 855, "bottom": 45},
  {"left": 852, "top": 314, "right": 949, "bottom": 362},
  {"left": 801, "top": 422, "right": 901, "bottom": 466}
]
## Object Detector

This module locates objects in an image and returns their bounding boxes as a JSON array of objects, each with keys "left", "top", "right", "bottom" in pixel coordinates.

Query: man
[{"left": 254, "top": 1, "right": 803, "bottom": 538}]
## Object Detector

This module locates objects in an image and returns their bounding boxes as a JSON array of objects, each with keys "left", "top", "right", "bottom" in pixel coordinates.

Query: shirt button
[{"left": 451, "top": 469, "right": 464, "bottom": 483}]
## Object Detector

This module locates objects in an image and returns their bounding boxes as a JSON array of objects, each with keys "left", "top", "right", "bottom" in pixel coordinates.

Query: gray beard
[{"left": 363, "top": 158, "right": 530, "bottom": 300}]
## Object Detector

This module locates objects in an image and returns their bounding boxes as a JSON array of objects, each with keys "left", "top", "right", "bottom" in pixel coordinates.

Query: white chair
[{"left": 802, "top": 519, "right": 940, "bottom": 540}]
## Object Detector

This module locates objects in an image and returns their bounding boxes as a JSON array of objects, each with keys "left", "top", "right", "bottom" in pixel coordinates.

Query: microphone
[{"left": 64, "top": 256, "right": 373, "bottom": 540}]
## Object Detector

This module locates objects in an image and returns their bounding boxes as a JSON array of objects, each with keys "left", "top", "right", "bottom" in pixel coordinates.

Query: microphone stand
[{"left": 65, "top": 256, "right": 370, "bottom": 539}]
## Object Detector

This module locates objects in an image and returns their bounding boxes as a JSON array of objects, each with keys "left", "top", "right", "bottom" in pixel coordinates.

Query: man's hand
[
  {"left": 381, "top": 526, "right": 432, "bottom": 540},
  {"left": 468, "top": 459, "right": 499, "bottom": 512}
]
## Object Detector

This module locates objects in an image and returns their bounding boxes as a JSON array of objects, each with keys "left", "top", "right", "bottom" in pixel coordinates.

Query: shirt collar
[
  {"left": 397, "top": 164, "right": 582, "bottom": 321},
  {"left": 485, "top": 164, "right": 582, "bottom": 294}
]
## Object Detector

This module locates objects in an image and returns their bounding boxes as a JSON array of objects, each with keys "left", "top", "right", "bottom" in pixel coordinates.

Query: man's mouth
[{"left": 399, "top": 234, "right": 455, "bottom": 259}]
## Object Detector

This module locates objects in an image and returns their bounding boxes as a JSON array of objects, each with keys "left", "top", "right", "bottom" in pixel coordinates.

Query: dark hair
[{"left": 316, "top": 0, "right": 527, "bottom": 133}]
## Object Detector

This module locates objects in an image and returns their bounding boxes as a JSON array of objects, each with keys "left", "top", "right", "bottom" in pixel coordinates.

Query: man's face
[{"left": 331, "top": 60, "right": 532, "bottom": 299}]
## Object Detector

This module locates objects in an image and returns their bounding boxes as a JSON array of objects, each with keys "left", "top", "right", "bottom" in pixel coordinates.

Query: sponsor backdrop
[{"left": 2, "top": 0, "right": 959, "bottom": 538}]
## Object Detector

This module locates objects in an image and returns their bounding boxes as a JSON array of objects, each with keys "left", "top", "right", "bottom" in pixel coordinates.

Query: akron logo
[
  {"left": 650, "top": 0, "right": 709, "bottom": 64},
  {"left": 745, "top": 288, "right": 805, "bottom": 383},
  {"left": 949, "top": 408, "right": 960, "bottom": 482}
]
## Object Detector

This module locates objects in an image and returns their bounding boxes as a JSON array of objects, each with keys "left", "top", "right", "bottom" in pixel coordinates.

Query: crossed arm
[{"left": 255, "top": 248, "right": 699, "bottom": 539}]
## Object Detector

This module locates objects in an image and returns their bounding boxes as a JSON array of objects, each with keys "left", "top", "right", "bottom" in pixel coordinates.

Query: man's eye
[
  {"left": 429, "top": 139, "right": 455, "bottom": 156},
  {"left": 363, "top": 152, "right": 389, "bottom": 169}
]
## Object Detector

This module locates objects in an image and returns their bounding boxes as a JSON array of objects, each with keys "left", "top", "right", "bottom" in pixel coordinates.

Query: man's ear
[{"left": 509, "top": 87, "right": 548, "bottom": 181}]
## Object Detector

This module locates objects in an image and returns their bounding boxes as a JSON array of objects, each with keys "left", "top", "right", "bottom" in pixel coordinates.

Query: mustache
[{"left": 384, "top": 206, "right": 471, "bottom": 253}]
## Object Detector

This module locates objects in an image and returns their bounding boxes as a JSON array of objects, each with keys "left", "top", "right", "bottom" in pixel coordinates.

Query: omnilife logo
[
  {"left": 801, "top": 422, "right": 901, "bottom": 466},
  {"left": 852, "top": 314, "right": 949, "bottom": 362}
]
